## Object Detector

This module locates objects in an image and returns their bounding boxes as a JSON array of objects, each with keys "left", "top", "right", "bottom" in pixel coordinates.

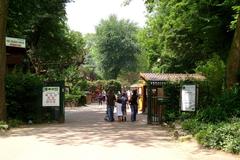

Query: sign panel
[
  {"left": 42, "top": 87, "right": 60, "bottom": 107},
  {"left": 6, "top": 37, "right": 26, "bottom": 48},
  {"left": 181, "top": 85, "right": 196, "bottom": 111}
]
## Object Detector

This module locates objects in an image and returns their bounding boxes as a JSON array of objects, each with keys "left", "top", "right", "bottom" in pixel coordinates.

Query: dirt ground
[{"left": 0, "top": 103, "right": 239, "bottom": 160}]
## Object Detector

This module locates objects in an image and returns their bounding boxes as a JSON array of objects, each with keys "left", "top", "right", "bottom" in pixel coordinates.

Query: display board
[
  {"left": 42, "top": 87, "right": 60, "bottom": 107},
  {"left": 181, "top": 85, "right": 196, "bottom": 111}
]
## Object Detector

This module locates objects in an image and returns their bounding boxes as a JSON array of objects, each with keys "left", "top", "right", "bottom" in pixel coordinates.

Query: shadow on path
[
  {"left": 2, "top": 104, "right": 240, "bottom": 160},
  {"left": 7, "top": 104, "right": 173, "bottom": 148}
]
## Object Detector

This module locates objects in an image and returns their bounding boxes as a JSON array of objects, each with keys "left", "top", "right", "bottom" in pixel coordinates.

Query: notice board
[{"left": 181, "top": 85, "right": 196, "bottom": 111}]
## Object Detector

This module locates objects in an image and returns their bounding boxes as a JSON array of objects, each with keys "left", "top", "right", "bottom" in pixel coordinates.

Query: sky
[{"left": 65, "top": 0, "right": 147, "bottom": 34}]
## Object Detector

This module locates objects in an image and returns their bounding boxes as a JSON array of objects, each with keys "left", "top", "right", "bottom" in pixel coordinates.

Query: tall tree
[
  {"left": 0, "top": 0, "right": 8, "bottom": 120},
  {"left": 227, "top": 15, "right": 240, "bottom": 88},
  {"left": 94, "top": 15, "right": 139, "bottom": 79},
  {"left": 7, "top": 0, "right": 83, "bottom": 74},
  {"left": 140, "top": 0, "right": 239, "bottom": 73}
]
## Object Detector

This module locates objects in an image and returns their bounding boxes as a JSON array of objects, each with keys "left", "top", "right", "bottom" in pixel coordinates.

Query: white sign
[
  {"left": 6, "top": 37, "right": 26, "bottom": 48},
  {"left": 42, "top": 87, "right": 60, "bottom": 107},
  {"left": 181, "top": 85, "right": 196, "bottom": 111}
]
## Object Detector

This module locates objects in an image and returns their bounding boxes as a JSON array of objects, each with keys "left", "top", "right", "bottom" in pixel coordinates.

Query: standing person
[
  {"left": 121, "top": 92, "right": 128, "bottom": 122},
  {"left": 102, "top": 90, "right": 106, "bottom": 103},
  {"left": 106, "top": 90, "right": 116, "bottom": 122},
  {"left": 98, "top": 92, "right": 103, "bottom": 105},
  {"left": 129, "top": 90, "right": 138, "bottom": 122},
  {"left": 116, "top": 96, "right": 123, "bottom": 122}
]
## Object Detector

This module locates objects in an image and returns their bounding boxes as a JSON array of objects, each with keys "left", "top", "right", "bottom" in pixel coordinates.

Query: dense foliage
[
  {"left": 5, "top": 72, "right": 43, "bottom": 122},
  {"left": 139, "top": 0, "right": 240, "bottom": 73},
  {"left": 182, "top": 118, "right": 240, "bottom": 154},
  {"left": 181, "top": 85, "right": 240, "bottom": 153},
  {"left": 7, "top": 0, "right": 86, "bottom": 74},
  {"left": 195, "top": 54, "right": 225, "bottom": 99},
  {"left": 94, "top": 15, "right": 140, "bottom": 79}
]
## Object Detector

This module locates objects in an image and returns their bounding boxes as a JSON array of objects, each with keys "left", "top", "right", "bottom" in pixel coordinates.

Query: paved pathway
[{"left": 0, "top": 103, "right": 239, "bottom": 160}]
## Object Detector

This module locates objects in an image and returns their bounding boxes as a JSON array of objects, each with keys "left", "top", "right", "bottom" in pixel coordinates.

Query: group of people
[{"left": 105, "top": 89, "right": 139, "bottom": 122}]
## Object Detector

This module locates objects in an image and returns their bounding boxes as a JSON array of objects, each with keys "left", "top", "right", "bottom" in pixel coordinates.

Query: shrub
[
  {"left": 0, "top": 121, "right": 8, "bottom": 130},
  {"left": 195, "top": 121, "right": 240, "bottom": 154},
  {"left": 195, "top": 54, "right": 225, "bottom": 99},
  {"left": 194, "top": 84, "right": 240, "bottom": 123},
  {"left": 105, "top": 80, "right": 121, "bottom": 93},
  {"left": 0, "top": 121, "right": 7, "bottom": 125},
  {"left": 65, "top": 92, "right": 86, "bottom": 106},
  {"left": 5, "top": 72, "right": 43, "bottom": 123},
  {"left": 196, "top": 106, "right": 227, "bottom": 123},
  {"left": 216, "top": 84, "right": 240, "bottom": 117},
  {"left": 7, "top": 119, "right": 23, "bottom": 128},
  {"left": 181, "top": 118, "right": 208, "bottom": 134}
]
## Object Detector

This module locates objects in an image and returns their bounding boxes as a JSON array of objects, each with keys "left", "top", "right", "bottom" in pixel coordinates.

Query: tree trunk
[
  {"left": 0, "top": 0, "right": 8, "bottom": 121},
  {"left": 226, "top": 15, "right": 240, "bottom": 88}
]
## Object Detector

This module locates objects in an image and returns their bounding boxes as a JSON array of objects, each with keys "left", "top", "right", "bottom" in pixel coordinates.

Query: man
[
  {"left": 106, "top": 90, "right": 116, "bottom": 122},
  {"left": 129, "top": 90, "right": 138, "bottom": 122}
]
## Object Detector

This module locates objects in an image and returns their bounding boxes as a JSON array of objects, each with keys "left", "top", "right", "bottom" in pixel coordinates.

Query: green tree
[
  {"left": 0, "top": 0, "right": 8, "bottom": 120},
  {"left": 94, "top": 15, "right": 140, "bottom": 79},
  {"left": 140, "top": 0, "right": 239, "bottom": 73},
  {"left": 7, "top": 0, "right": 85, "bottom": 74},
  {"left": 83, "top": 33, "right": 99, "bottom": 80}
]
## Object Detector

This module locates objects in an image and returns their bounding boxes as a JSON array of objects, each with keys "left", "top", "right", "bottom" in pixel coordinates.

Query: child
[{"left": 116, "top": 97, "right": 123, "bottom": 122}]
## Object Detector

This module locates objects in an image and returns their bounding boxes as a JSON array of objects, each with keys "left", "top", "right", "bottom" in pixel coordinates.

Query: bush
[
  {"left": 0, "top": 121, "right": 7, "bottom": 125},
  {"left": 5, "top": 72, "right": 43, "bottom": 123},
  {"left": 195, "top": 54, "right": 225, "bottom": 99},
  {"left": 194, "top": 84, "right": 240, "bottom": 123},
  {"left": 181, "top": 118, "right": 209, "bottom": 134},
  {"left": 216, "top": 84, "right": 240, "bottom": 117},
  {"left": 7, "top": 119, "right": 23, "bottom": 128},
  {"left": 65, "top": 92, "right": 86, "bottom": 106},
  {"left": 0, "top": 121, "right": 8, "bottom": 130},
  {"left": 105, "top": 80, "right": 121, "bottom": 93},
  {"left": 195, "top": 121, "right": 240, "bottom": 154},
  {"left": 196, "top": 106, "right": 227, "bottom": 123}
]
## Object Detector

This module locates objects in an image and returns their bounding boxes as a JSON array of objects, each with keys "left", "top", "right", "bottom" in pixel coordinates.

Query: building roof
[
  {"left": 130, "top": 83, "right": 144, "bottom": 88},
  {"left": 140, "top": 72, "right": 205, "bottom": 82}
]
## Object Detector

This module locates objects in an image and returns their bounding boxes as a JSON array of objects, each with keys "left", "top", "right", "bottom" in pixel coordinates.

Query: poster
[
  {"left": 42, "top": 87, "right": 60, "bottom": 107},
  {"left": 181, "top": 85, "right": 196, "bottom": 111}
]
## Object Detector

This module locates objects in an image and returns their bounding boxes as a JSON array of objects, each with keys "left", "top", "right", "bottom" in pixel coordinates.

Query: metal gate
[
  {"left": 42, "top": 81, "right": 65, "bottom": 123},
  {"left": 147, "top": 81, "right": 169, "bottom": 124}
]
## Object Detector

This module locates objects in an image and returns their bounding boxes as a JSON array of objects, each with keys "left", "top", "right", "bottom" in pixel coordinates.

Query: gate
[
  {"left": 147, "top": 81, "right": 169, "bottom": 124},
  {"left": 42, "top": 81, "right": 65, "bottom": 123}
]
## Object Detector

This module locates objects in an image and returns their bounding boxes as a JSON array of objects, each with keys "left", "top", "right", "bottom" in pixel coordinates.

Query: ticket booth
[{"left": 140, "top": 73, "right": 205, "bottom": 124}]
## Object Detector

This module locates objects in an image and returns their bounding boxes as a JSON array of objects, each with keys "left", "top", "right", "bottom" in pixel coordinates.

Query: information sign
[
  {"left": 42, "top": 87, "right": 60, "bottom": 107},
  {"left": 181, "top": 85, "right": 196, "bottom": 111}
]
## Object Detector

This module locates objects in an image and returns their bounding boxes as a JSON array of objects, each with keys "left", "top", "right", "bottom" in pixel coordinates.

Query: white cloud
[{"left": 66, "top": 0, "right": 146, "bottom": 34}]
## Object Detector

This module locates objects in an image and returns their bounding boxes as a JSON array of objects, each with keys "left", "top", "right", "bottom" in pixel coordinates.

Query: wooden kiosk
[{"left": 139, "top": 73, "right": 205, "bottom": 124}]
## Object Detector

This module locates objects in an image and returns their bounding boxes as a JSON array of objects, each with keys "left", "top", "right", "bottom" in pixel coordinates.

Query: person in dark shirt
[
  {"left": 129, "top": 90, "right": 138, "bottom": 122},
  {"left": 121, "top": 92, "right": 128, "bottom": 121},
  {"left": 106, "top": 90, "right": 116, "bottom": 122}
]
